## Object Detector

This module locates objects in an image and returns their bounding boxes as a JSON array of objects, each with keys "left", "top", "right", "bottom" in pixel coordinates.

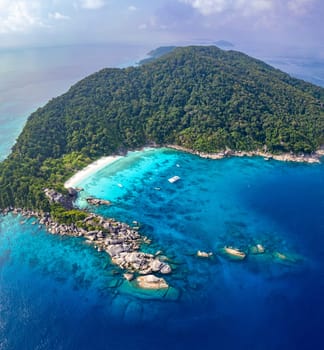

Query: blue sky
[{"left": 0, "top": 0, "right": 323, "bottom": 56}]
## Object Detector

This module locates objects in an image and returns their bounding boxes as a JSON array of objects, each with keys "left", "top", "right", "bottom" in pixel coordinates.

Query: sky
[{"left": 0, "top": 0, "right": 323, "bottom": 57}]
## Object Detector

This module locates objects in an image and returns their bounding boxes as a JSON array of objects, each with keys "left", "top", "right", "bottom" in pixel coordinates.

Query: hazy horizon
[{"left": 0, "top": 1, "right": 323, "bottom": 59}]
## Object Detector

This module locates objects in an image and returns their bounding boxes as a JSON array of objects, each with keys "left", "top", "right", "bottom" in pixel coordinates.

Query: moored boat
[{"left": 168, "top": 175, "right": 180, "bottom": 183}]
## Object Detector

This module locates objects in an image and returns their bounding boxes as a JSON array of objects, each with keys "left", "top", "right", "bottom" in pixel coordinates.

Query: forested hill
[{"left": 0, "top": 45, "right": 324, "bottom": 210}]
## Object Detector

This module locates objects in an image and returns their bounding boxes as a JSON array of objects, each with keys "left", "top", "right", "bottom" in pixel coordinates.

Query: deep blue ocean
[
  {"left": 0, "top": 45, "right": 324, "bottom": 349},
  {"left": 1, "top": 148, "right": 323, "bottom": 350}
]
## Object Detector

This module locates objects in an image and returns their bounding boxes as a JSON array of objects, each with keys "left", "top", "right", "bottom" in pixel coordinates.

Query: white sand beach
[{"left": 64, "top": 155, "right": 122, "bottom": 188}]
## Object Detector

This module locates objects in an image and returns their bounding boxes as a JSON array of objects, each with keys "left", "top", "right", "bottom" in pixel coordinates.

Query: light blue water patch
[{"left": 77, "top": 149, "right": 308, "bottom": 255}]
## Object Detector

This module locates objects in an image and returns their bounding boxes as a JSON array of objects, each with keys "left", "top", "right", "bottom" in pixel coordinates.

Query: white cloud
[
  {"left": 138, "top": 23, "right": 147, "bottom": 30},
  {"left": 49, "top": 12, "right": 70, "bottom": 20},
  {"left": 288, "top": 0, "right": 314, "bottom": 15},
  {"left": 0, "top": 0, "right": 44, "bottom": 33},
  {"left": 180, "top": 0, "right": 318, "bottom": 17},
  {"left": 179, "top": 0, "right": 273, "bottom": 15},
  {"left": 79, "top": 0, "right": 106, "bottom": 10},
  {"left": 128, "top": 5, "right": 137, "bottom": 12}
]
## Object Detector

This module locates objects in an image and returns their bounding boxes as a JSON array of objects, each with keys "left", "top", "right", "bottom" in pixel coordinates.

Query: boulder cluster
[
  {"left": 86, "top": 197, "right": 111, "bottom": 206},
  {"left": 1, "top": 206, "right": 171, "bottom": 290},
  {"left": 44, "top": 214, "right": 172, "bottom": 287},
  {"left": 44, "top": 188, "right": 77, "bottom": 209}
]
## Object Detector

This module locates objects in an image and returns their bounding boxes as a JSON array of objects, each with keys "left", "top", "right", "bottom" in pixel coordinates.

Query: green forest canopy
[{"left": 0, "top": 45, "right": 323, "bottom": 210}]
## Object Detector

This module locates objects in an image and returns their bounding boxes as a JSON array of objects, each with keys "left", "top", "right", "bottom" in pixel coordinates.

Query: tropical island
[{"left": 0, "top": 46, "right": 323, "bottom": 290}]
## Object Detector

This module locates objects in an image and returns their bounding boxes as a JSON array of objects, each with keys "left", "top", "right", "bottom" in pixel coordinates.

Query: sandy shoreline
[
  {"left": 64, "top": 155, "right": 122, "bottom": 188},
  {"left": 64, "top": 145, "right": 323, "bottom": 189},
  {"left": 167, "top": 145, "right": 323, "bottom": 164},
  {"left": 64, "top": 147, "right": 157, "bottom": 189}
]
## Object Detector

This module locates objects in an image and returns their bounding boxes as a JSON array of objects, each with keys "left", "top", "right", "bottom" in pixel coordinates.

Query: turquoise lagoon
[{"left": 1, "top": 147, "right": 323, "bottom": 349}]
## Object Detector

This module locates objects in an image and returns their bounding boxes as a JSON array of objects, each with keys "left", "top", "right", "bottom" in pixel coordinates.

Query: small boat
[{"left": 168, "top": 176, "right": 180, "bottom": 183}]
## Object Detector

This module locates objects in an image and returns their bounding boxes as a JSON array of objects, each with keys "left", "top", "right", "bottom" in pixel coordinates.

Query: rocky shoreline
[
  {"left": 0, "top": 206, "right": 172, "bottom": 291},
  {"left": 167, "top": 145, "right": 324, "bottom": 164}
]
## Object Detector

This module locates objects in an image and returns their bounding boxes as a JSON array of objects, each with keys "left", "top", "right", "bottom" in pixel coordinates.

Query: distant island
[
  {"left": 138, "top": 46, "right": 176, "bottom": 65},
  {"left": 0, "top": 45, "right": 323, "bottom": 213},
  {"left": 213, "top": 40, "right": 235, "bottom": 48}
]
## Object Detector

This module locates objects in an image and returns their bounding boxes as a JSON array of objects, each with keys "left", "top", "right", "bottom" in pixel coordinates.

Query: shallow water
[{"left": 1, "top": 148, "right": 322, "bottom": 349}]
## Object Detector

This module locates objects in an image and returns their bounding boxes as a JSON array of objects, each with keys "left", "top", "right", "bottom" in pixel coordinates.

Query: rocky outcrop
[
  {"left": 4, "top": 208, "right": 172, "bottom": 289},
  {"left": 167, "top": 145, "right": 322, "bottom": 164},
  {"left": 111, "top": 251, "right": 172, "bottom": 276},
  {"left": 197, "top": 250, "right": 213, "bottom": 258},
  {"left": 86, "top": 197, "right": 111, "bottom": 206},
  {"left": 123, "top": 273, "right": 134, "bottom": 281},
  {"left": 220, "top": 246, "right": 246, "bottom": 261},
  {"left": 136, "top": 275, "right": 169, "bottom": 289},
  {"left": 44, "top": 188, "right": 76, "bottom": 209},
  {"left": 272, "top": 252, "right": 303, "bottom": 265},
  {"left": 250, "top": 244, "right": 265, "bottom": 254}
]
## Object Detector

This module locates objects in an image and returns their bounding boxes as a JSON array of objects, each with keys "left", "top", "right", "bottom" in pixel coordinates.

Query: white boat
[{"left": 168, "top": 175, "right": 180, "bottom": 183}]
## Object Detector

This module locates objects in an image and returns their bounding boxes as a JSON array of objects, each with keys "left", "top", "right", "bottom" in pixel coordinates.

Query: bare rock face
[
  {"left": 44, "top": 188, "right": 75, "bottom": 209},
  {"left": 160, "top": 263, "right": 172, "bottom": 274},
  {"left": 221, "top": 247, "right": 246, "bottom": 261},
  {"left": 197, "top": 250, "right": 213, "bottom": 258},
  {"left": 151, "top": 259, "right": 163, "bottom": 272},
  {"left": 272, "top": 252, "right": 303, "bottom": 265},
  {"left": 250, "top": 244, "right": 265, "bottom": 254},
  {"left": 150, "top": 259, "right": 172, "bottom": 274},
  {"left": 123, "top": 273, "right": 134, "bottom": 281},
  {"left": 136, "top": 275, "right": 169, "bottom": 289},
  {"left": 86, "top": 197, "right": 111, "bottom": 206},
  {"left": 106, "top": 244, "right": 125, "bottom": 257},
  {"left": 67, "top": 188, "right": 78, "bottom": 197}
]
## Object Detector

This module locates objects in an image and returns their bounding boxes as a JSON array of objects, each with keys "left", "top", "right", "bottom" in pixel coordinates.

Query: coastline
[
  {"left": 166, "top": 145, "right": 324, "bottom": 164},
  {"left": 64, "top": 144, "right": 323, "bottom": 191},
  {"left": 64, "top": 147, "right": 158, "bottom": 189},
  {"left": 1, "top": 207, "right": 173, "bottom": 293},
  {"left": 64, "top": 155, "right": 122, "bottom": 188}
]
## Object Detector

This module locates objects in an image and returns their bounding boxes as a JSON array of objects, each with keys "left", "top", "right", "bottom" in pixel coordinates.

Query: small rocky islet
[
  {"left": 196, "top": 242, "right": 303, "bottom": 266},
  {"left": 1, "top": 193, "right": 174, "bottom": 295}
]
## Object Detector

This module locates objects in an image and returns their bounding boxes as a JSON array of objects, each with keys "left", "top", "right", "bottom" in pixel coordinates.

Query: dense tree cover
[
  {"left": 50, "top": 204, "right": 89, "bottom": 225},
  {"left": 0, "top": 45, "right": 323, "bottom": 210}
]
